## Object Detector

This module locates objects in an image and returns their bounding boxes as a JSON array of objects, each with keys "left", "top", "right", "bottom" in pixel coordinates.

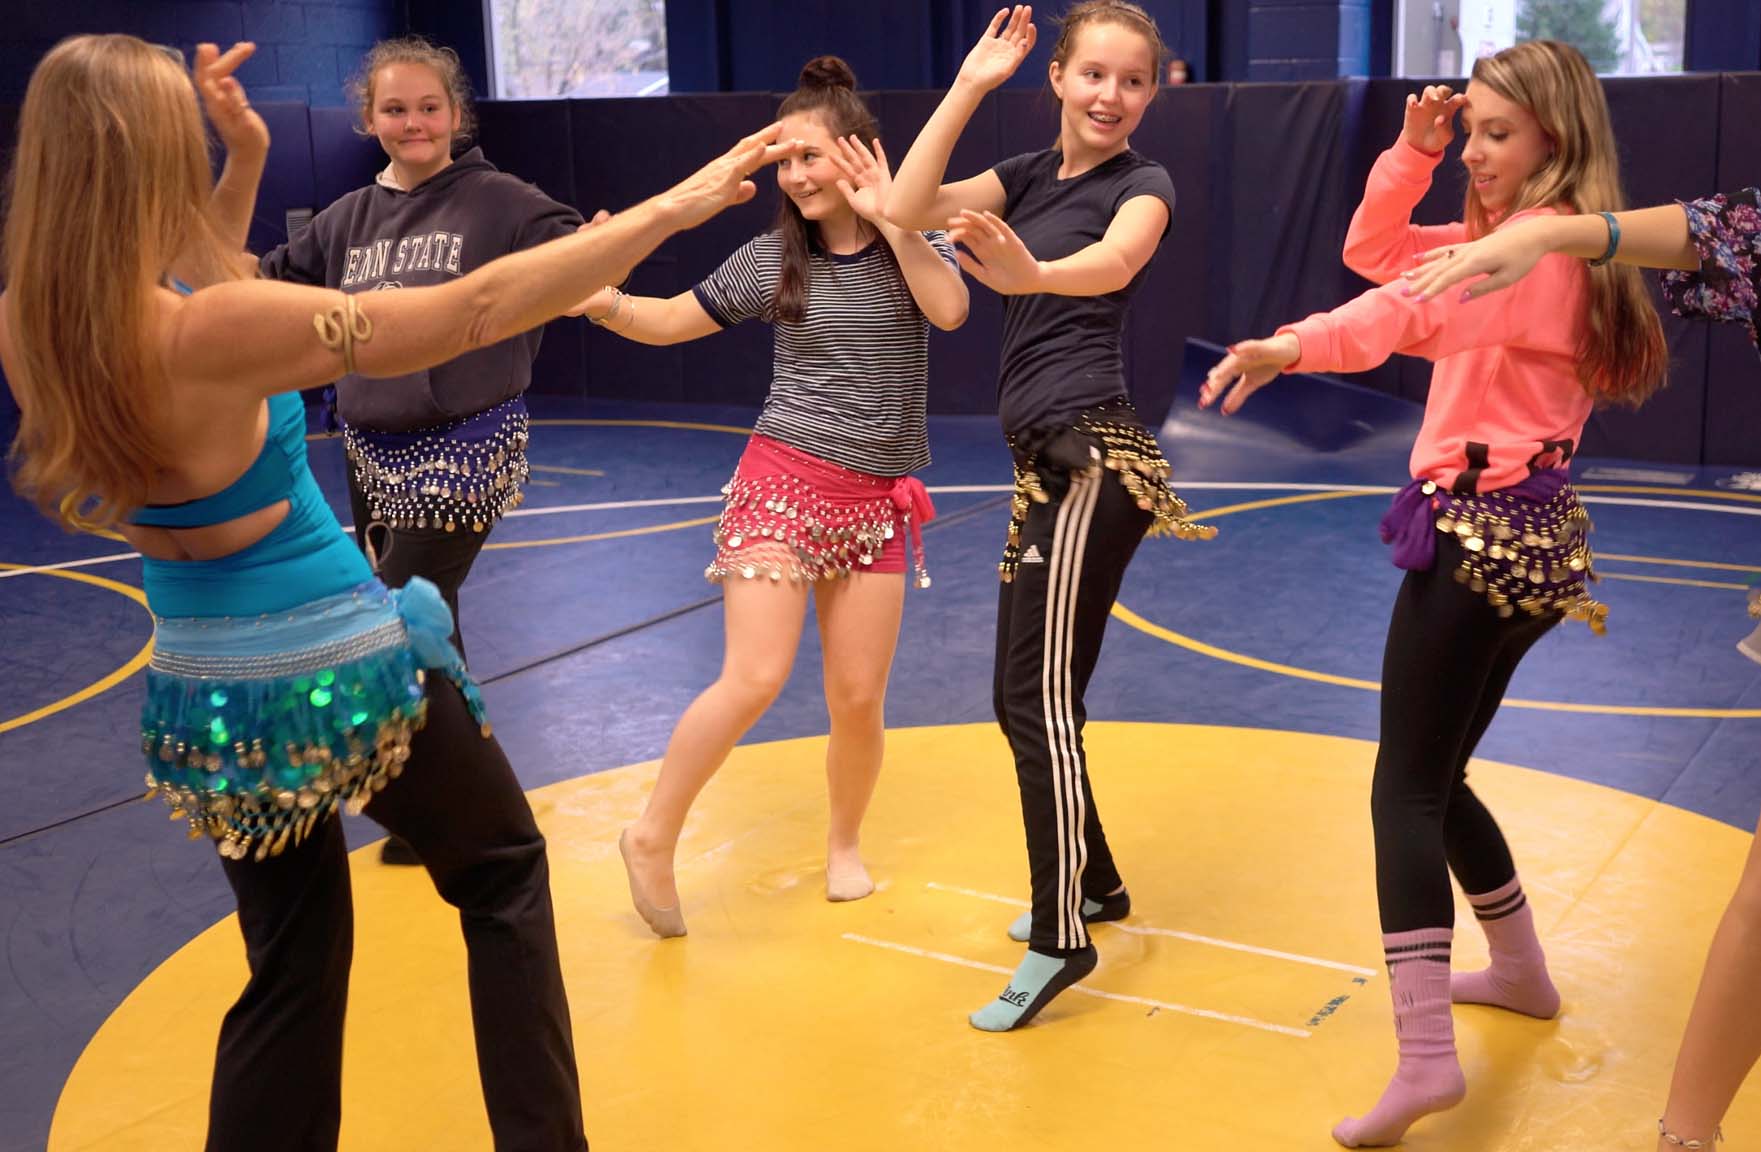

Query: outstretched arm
[
  {"left": 1404, "top": 206, "right": 1700, "bottom": 302},
  {"left": 573, "top": 287, "right": 723, "bottom": 345},
  {"left": 168, "top": 125, "right": 802, "bottom": 398},
  {"left": 1202, "top": 246, "right": 1584, "bottom": 414}
]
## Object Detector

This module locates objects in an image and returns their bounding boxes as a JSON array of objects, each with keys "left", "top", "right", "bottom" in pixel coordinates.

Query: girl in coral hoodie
[{"left": 1202, "top": 40, "right": 1668, "bottom": 1148}]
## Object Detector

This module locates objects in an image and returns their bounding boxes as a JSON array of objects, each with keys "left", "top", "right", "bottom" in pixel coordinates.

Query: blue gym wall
[{"left": 1, "top": 2, "right": 1756, "bottom": 466}]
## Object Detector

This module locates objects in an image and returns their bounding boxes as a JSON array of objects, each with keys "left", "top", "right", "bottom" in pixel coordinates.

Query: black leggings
[
  {"left": 348, "top": 471, "right": 488, "bottom": 661},
  {"left": 1372, "top": 534, "right": 1560, "bottom": 934},
  {"left": 206, "top": 678, "right": 586, "bottom": 1151}
]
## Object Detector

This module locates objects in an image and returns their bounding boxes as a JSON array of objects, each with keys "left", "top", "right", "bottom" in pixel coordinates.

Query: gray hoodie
[{"left": 261, "top": 147, "right": 582, "bottom": 431}]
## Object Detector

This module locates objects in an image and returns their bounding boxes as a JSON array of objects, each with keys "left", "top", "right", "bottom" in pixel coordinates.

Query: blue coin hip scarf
[
  {"left": 140, "top": 578, "right": 487, "bottom": 861},
  {"left": 343, "top": 398, "right": 530, "bottom": 534}
]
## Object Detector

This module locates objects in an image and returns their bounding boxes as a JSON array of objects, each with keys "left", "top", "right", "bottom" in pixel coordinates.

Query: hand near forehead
[
  {"left": 195, "top": 42, "right": 270, "bottom": 157},
  {"left": 1400, "top": 84, "right": 1468, "bottom": 156},
  {"left": 658, "top": 122, "right": 804, "bottom": 230},
  {"left": 958, "top": 6, "right": 1037, "bottom": 93}
]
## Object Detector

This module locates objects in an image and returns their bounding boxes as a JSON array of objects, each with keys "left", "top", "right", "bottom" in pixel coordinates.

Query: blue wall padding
[{"left": 1, "top": 54, "right": 1755, "bottom": 463}]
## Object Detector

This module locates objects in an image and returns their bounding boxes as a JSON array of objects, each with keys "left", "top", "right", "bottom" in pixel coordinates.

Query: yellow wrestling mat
[{"left": 49, "top": 723, "right": 1758, "bottom": 1151}]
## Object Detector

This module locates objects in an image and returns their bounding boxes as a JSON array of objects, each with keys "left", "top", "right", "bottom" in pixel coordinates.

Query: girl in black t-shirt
[{"left": 889, "top": 1, "right": 1213, "bottom": 1032}]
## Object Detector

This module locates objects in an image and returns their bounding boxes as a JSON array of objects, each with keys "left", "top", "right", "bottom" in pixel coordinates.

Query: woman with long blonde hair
[
  {"left": 1203, "top": 39, "right": 1667, "bottom": 1146},
  {"left": 2, "top": 33, "right": 794, "bottom": 1151}
]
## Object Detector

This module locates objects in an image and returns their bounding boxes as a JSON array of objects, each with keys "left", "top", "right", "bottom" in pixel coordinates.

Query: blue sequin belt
[{"left": 141, "top": 578, "right": 488, "bottom": 861}]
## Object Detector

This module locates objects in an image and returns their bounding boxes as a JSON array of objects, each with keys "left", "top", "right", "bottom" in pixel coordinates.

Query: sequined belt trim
[
  {"left": 148, "top": 619, "right": 406, "bottom": 678},
  {"left": 140, "top": 579, "right": 488, "bottom": 861},
  {"left": 1000, "top": 409, "right": 1215, "bottom": 582},
  {"left": 344, "top": 397, "right": 529, "bottom": 534},
  {"left": 1424, "top": 478, "right": 1607, "bottom": 633},
  {"left": 705, "top": 438, "right": 935, "bottom": 587}
]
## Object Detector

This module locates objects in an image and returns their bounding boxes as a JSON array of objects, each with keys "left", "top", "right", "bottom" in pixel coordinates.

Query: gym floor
[{"left": 4, "top": 362, "right": 1759, "bottom": 1150}]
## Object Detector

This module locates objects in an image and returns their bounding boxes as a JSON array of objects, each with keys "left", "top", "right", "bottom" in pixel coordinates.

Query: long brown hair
[
  {"left": 1467, "top": 40, "right": 1667, "bottom": 408},
  {"left": 770, "top": 55, "right": 894, "bottom": 323},
  {"left": 4, "top": 34, "right": 245, "bottom": 528},
  {"left": 348, "top": 35, "right": 476, "bottom": 148}
]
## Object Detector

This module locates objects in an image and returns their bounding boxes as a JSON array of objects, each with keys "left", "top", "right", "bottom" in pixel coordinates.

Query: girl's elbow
[{"left": 931, "top": 303, "right": 969, "bottom": 332}]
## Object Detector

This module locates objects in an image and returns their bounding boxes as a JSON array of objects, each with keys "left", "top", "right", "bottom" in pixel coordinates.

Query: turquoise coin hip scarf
[{"left": 140, "top": 578, "right": 487, "bottom": 861}]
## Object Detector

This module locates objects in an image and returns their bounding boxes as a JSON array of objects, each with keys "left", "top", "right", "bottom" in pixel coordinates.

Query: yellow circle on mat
[
  {"left": 51, "top": 723, "right": 1759, "bottom": 1151},
  {"left": 0, "top": 563, "right": 152, "bottom": 735},
  {"left": 1117, "top": 490, "right": 1761, "bottom": 718}
]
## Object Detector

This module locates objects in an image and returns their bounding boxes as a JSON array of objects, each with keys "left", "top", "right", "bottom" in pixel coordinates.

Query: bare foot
[
  {"left": 619, "top": 827, "right": 685, "bottom": 938},
  {"left": 825, "top": 846, "right": 875, "bottom": 902}
]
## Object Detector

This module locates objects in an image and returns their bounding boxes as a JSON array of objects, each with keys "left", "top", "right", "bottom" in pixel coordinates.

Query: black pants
[
  {"left": 993, "top": 470, "right": 1152, "bottom": 955},
  {"left": 1372, "top": 533, "right": 1560, "bottom": 934},
  {"left": 206, "top": 678, "right": 587, "bottom": 1152},
  {"left": 347, "top": 471, "right": 488, "bottom": 660}
]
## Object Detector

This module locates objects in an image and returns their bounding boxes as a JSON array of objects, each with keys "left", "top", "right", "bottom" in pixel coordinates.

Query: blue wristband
[{"left": 1588, "top": 211, "right": 1620, "bottom": 268}]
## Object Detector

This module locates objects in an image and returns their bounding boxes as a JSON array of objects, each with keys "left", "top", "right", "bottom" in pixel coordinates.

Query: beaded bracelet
[{"left": 1658, "top": 1119, "right": 1722, "bottom": 1149}]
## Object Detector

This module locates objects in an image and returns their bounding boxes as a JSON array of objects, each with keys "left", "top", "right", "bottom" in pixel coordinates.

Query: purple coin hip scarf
[{"left": 1380, "top": 470, "right": 1607, "bottom": 633}]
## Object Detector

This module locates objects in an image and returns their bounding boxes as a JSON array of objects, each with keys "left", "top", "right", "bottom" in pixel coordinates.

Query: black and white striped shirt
[{"left": 692, "top": 230, "right": 956, "bottom": 477}]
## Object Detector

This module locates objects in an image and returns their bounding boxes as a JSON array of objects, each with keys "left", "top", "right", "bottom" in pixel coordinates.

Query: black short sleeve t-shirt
[{"left": 989, "top": 148, "right": 1175, "bottom": 436}]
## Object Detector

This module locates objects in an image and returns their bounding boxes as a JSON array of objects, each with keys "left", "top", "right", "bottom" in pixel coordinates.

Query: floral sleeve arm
[{"left": 1660, "top": 189, "right": 1761, "bottom": 344}]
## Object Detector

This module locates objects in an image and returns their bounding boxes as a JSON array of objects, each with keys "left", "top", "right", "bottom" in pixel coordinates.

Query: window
[
  {"left": 487, "top": 0, "right": 669, "bottom": 98},
  {"left": 1394, "top": 0, "right": 1685, "bottom": 77}
]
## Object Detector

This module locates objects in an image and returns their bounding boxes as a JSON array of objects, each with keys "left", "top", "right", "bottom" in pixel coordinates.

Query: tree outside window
[
  {"left": 1397, "top": 0, "right": 1684, "bottom": 78},
  {"left": 489, "top": 0, "right": 669, "bottom": 99}
]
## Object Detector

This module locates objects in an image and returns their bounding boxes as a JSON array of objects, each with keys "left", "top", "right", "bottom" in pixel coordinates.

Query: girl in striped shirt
[{"left": 585, "top": 56, "right": 968, "bottom": 937}]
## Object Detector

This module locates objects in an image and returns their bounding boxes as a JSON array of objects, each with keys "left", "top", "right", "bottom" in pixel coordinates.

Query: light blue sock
[
  {"left": 969, "top": 947, "right": 1098, "bottom": 1032},
  {"left": 1007, "top": 889, "right": 1130, "bottom": 942}
]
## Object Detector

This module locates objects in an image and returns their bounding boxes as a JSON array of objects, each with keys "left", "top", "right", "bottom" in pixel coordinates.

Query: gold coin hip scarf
[
  {"left": 344, "top": 398, "right": 530, "bottom": 535},
  {"left": 705, "top": 435, "right": 934, "bottom": 588},
  {"left": 1384, "top": 473, "right": 1606, "bottom": 634},
  {"left": 1000, "top": 405, "right": 1216, "bottom": 583}
]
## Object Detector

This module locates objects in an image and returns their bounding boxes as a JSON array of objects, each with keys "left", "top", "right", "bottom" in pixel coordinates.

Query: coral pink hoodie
[{"left": 1279, "top": 139, "right": 1594, "bottom": 494}]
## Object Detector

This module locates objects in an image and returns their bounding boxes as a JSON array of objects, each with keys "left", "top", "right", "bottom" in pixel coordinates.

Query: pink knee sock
[
  {"left": 1333, "top": 928, "right": 1466, "bottom": 1148},
  {"left": 1451, "top": 876, "right": 1560, "bottom": 1019}
]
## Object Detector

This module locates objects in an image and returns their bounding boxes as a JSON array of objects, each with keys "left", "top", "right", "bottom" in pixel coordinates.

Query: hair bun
[{"left": 798, "top": 55, "right": 856, "bottom": 92}]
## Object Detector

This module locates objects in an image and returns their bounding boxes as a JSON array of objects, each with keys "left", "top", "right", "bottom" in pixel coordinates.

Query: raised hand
[
  {"left": 658, "top": 122, "right": 803, "bottom": 230},
  {"left": 957, "top": 6, "right": 1037, "bottom": 93},
  {"left": 1198, "top": 334, "right": 1301, "bottom": 415},
  {"left": 829, "top": 135, "right": 893, "bottom": 226},
  {"left": 1400, "top": 84, "right": 1467, "bottom": 155},
  {"left": 947, "top": 208, "right": 1041, "bottom": 294},
  {"left": 194, "top": 42, "right": 269, "bottom": 157}
]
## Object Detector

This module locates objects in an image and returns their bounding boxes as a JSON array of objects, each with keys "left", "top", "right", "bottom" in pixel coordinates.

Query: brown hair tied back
[{"left": 771, "top": 55, "right": 895, "bottom": 323}]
